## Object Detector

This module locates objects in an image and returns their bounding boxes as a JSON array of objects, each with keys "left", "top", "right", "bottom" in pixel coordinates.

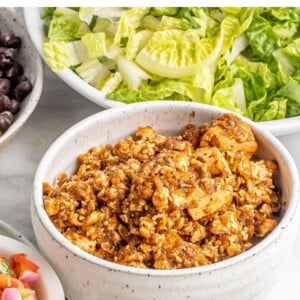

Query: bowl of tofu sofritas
[{"left": 32, "top": 101, "right": 300, "bottom": 300}]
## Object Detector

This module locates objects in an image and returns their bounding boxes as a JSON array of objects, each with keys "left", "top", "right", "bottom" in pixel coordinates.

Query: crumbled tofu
[{"left": 43, "top": 113, "right": 281, "bottom": 269}]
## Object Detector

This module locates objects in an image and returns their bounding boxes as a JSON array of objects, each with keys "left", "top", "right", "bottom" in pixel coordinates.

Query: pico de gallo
[{"left": 0, "top": 253, "right": 40, "bottom": 300}]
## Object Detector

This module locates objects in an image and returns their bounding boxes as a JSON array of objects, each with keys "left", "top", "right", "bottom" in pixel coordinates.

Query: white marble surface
[{"left": 0, "top": 65, "right": 300, "bottom": 299}]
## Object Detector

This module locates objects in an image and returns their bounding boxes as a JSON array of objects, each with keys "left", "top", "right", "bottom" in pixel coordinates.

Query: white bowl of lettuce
[{"left": 23, "top": 7, "right": 300, "bottom": 136}]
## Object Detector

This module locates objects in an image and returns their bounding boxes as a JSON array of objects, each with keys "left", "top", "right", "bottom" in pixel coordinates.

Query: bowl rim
[
  {"left": 0, "top": 7, "right": 44, "bottom": 147},
  {"left": 33, "top": 101, "right": 300, "bottom": 277}
]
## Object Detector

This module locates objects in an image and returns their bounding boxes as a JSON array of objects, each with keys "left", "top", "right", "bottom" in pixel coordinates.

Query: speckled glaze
[
  {"left": 32, "top": 102, "right": 300, "bottom": 300},
  {"left": 0, "top": 8, "right": 43, "bottom": 148}
]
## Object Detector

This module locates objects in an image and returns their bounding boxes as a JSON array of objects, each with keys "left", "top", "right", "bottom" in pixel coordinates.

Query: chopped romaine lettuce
[
  {"left": 117, "top": 55, "right": 152, "bottom": 90},
  {"left": 136, "top": 29, "right": 214, "bottom": 78},
  {"left": 114, "top": 8, "right": 150, "bottom": 45},
  {"left": 42, "top": 7, "right": 300, "bottom": 121},
  {"left": 43, "top": 41, "right": 82, "bottom": 70},
  {"left": 126, "top": 30, "right": 153, "bottom": 60},
  {"left": 47, "top": 8, "right": 90, "bottom": 42},
  {"left": 43, "top": 32, "right": 107, "bottom": 71},
  {"left": 81, "top": 32, "right": 107, "bottom": 58},
  {"left": 150, "top": 7, "right": 179, "bottom": 17},
  {"left": 101, "top": 71, "right": 123, "bottom": 95},
  {"left": 75, "top": 59, "right": 110, "bottom": 86},
  {"left": 212, "top": 78, "right": 246, "bottom": 115},
  {"left": 276, "top": 79, "right": 300, "bottom": 117},
  {"left": 79, "top": 7, "right": 125, "bottom": 24},
  {"left": 109, "top": 78, "right": 196, "bottom": 103}
]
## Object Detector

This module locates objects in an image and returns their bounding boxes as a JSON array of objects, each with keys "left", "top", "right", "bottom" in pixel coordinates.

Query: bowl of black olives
[{"left": 0, "top": 8, "right": 43, "bottom": 147}]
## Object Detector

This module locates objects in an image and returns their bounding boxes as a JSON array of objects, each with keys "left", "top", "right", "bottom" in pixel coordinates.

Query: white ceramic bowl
[
  {"left": 32, "top": 101, "right": 300, "bottom": 300},
  {"left": 23, "top": 7, "right": 300, "bottom": 136},
  {"left": 0, "top": 235, "right": 65, "bottom": 299},
  {"left": 0, "top": 8, "right": 43, "bottom": 148}
]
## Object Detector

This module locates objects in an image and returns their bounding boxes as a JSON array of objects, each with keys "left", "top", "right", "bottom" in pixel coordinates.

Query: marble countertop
[{"left": 0, "top": 66, "right": 299, "bottom": 299}]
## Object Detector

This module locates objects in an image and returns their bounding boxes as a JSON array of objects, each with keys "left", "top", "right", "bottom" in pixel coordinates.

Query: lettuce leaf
[
  {"left": 114, "top": 8, "right": 150, "bottom": 45},
  {"left": 47, "top": 8, "right": 90, "bottom": 42},
  {"left": 43, "top": 32, "right": 107, "bottom": 71},
  {"left": 247, "top": 95, "right": 287, "bottom": 121},
  {"left": 108, "top": 78, "right": 195, "bottom": 103},
  {"left": 269, "top": 7, "right": 300, "bottom": 22},
  {"left": 136, "top": 29, "right": 213, "bottom": 78},
  {"left": 246, "top": 14, "right": 280, "bottom": 62},
  {"left": 116, "top": 55, "right": 152, "bottom": 90},
  {"left": 212, "top": 78, "right": 246, "bottom": 115},
  {"left": 126, "top": 30, "right": 153, "bottom": 60},
  {"left": 150, "top": 7, "right": 179, "bottom": 17},
  {"left": 79, "top": 7, "right": 125, "bottom": 24},
  {"left": 101, "top": 72, "right": 123, "bottom": 95},
  {"left": 81, "top": 32, "right": 106, "bottom": 59},
  {"left": 75, "top": 59, "right": 110, "bottom": 86},
  {"left": 42, "top": 7, "right": 300, "bottom": 122},
  {"left": 276, "top": 79, "right": 300, "bottom": 117}
]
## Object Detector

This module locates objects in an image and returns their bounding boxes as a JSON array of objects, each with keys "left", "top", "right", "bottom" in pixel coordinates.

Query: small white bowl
[
  {"left": 0, "top": 235, "right": 65, "bottom": 299},
  {"left": 32, "top": 101, "right": 300, "bottom": 300},
  {"left": 0, "top": 8, "right": 43, "bottom": 148}
]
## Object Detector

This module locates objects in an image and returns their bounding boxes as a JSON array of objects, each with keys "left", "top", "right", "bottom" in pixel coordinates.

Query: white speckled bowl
[
  {"left": 0, "top": 8, "right": 43, "bottom": 148},
  {"left": 32, "top": 101, "right": 300, "bottom": 300},
  {"left": 0, "top": 235, "right": 65, "bottom": 299}
]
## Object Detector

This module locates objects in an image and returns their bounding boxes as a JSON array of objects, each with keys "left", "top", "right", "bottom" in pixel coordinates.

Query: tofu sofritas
[{"left": 43, "top": 113, "right": 281, "bottom": 269}]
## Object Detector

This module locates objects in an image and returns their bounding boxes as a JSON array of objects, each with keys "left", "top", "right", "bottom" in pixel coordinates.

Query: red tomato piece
[{"left": 10, "top": 254, "right": 39, "bottom": 276}]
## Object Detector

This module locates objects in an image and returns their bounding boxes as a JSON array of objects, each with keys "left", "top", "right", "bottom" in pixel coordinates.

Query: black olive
[
  {"left": 0, "top": 33, "right": 21, "bottom": 48},
  {"left": 8, "top": 99, "right": 20, "bottom": 114},
  {"left": 0, "top": 94, "right": 10, "bottom": 111},
  {"left": 11, "top": 80, "right": 32, "bottom": 101},
  {"left": 0, "top": 78, "right": 11, "bottom": 95}
]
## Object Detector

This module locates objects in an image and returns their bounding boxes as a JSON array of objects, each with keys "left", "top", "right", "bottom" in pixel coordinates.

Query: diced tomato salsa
[{"left": 0, "top": 253, "right": 40, "bottom": 300}]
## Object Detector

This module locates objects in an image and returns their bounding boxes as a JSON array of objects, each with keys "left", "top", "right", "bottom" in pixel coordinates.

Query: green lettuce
[
  {"left": 101, "top": 72, "right": 123, "bottom": 95},
  {"left": 75, "top": 59, "right": 110, "bottom": 87},
  {"left": 43, "top": 32, "right": 107, "bottom": 71},
  {"left": 42, "top": 7, "right": 300, "bottom": 122},
  {"left": 276, "top": 79, "right": 300, "bottom": 117},
  {"left": 212, "top": 78, "right": 246, "bottom": 115},
  {"left": 150, "top": 7, "right": 179, "bottom": 17},
  {"left": 135, "top": 29, "right": 214, "bottom": 78},
  {"left": 246, "top": 15, "right": 280, "bottom": 62},
  {"left": 109, "top": 78, "right": 196, "bottom": 103},
  {"left": 116, "top": 55, "right": 152, "bottom": 90},
  {"left": 79, "top": 7, "right": 125, "bottom": 24},
  {"left": 47, "top": 8, "right": 90, "bottom": 42},
  {"left": 114, "top": 8, "right": 150, "bottom": 45}
]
